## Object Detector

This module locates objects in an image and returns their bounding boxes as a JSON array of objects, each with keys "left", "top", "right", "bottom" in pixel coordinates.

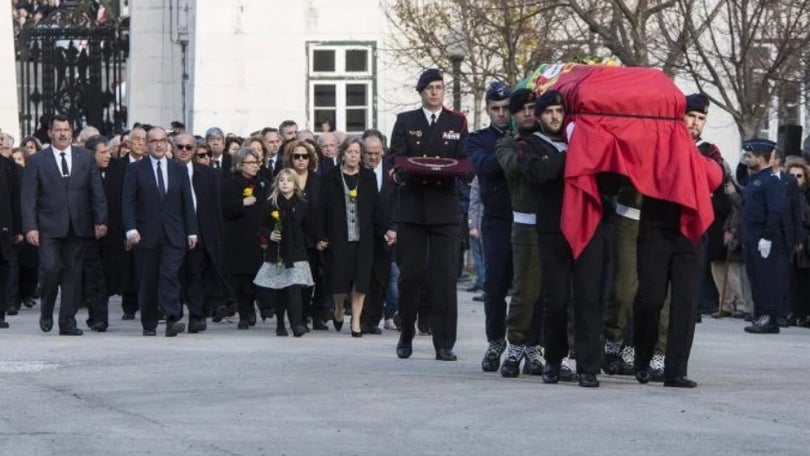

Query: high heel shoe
[
  {"left": 351, "top": 329, "right": 362, "bottom": 338},
  {"left": 333, "top": 311, "right": 344, "bottom": 332}
]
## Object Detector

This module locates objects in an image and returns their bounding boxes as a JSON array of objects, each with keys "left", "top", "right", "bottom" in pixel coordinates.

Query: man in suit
[
  {"left": 388, "top": 68, "right": 469, "bottom": 361},
  {"left": 123, "top": 127, "right": 198, "bottom": 337},
  {"left": 119, "top": 126, "right": 146, "bottom": 319},
  {"left": 359, "top": 130, "right": 394, "bottom": 334},
  {"left": 1, "top": 152, "right": 22, "bottom": 328},
  {"left": 174, "top": 133, "right": 226, "bottom": 332},
  {"left": 207, "top": 127, "right": 232, "bottom": 172},
  {"left": 21, "top": 114, "right": 108, "bottom": 335},
  {"left": 82, "top": 135, "right": 126, "bottom": 332}
]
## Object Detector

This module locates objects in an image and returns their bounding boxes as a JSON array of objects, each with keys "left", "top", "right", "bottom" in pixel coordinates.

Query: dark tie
[
  {"left": 157, "top": 160, "right": 166, "bottom": 198},
  {"left": 60, "top": 152, "right": 69, "bottom": 177},
  {"left": 430, "top": 113, "right": 436, "bottom": 127},
  {"left": 214, "top": 159, "right": 221, "bottom": 169}
]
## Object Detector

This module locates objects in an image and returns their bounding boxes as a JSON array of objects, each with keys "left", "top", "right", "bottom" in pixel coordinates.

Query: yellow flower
[
  {"left": 348, "top": 189, "right": 358, "bottom": 199},
  {"left": 271, "top": 210, "right": 280, "bottom": 221},
  {"left": 243, "top": 187, "right": 253, "bottom": 197}
]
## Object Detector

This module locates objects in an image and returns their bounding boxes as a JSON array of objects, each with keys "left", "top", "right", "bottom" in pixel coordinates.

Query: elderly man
[
  {"left": 318, "top": 132, "right": 339, "bottom": 169},
  {"left": 21, "top": 115, "right": 108, "bottom": 335},
  {"left": 123, "top": 126, "right": 147, "bottom": 163},
  {"left": 206, "top": 127, "right": 231, "bottom": 172},
  {"left": 123, "top": 127, "right": 198, "bottom": 337}
]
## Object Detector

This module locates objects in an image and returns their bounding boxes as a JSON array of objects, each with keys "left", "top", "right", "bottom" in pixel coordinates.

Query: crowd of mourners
[{"left": 1, "top": 67, "right": 808, "bottom": 390}]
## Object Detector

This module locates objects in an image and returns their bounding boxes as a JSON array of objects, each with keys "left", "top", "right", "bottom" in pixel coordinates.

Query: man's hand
[
  {"left": 243, "top": 196, "right": 257, "bottom": 207},
  {"left": 95, "top": 224, "right": 108, "bottom": 239},
  {"left": 724, "top": 181, "right": 737, "bottom": 195},
  {"left": 384, "top": 230, "right": 397, "bottom": 246},
  {"left": 13, "top": 234, "right": 23, "bottom": 244},
  {"left": 270, "top": 230, "right": 282, "bottom": 242},
  {"left": 188, "top": 237, "right": 197, "bottom": 250},
  {"left": 316, "top": 240, "right": 328, "bottom": 250},
  {"left": 25, "top": 230, "right": 39, "bottom": 247},
  {"left": 469, "top": 227, "right": 480, "bottom": 240},
  {"left": 127, "top": 232, "right": 141, "bottom": 249},
  {"left": 758, "top": 238, "right": 772, "bottom": 259}
]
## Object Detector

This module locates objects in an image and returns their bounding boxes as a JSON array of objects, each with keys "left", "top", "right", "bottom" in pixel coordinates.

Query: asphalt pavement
[{"left": 1, "top": 288, "right": 809, "bottom": 456}]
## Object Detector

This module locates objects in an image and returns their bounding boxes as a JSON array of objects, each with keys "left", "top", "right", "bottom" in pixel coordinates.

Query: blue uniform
[
  {"left": 467, "top": 125, "right": 512, "bottom": 343},
  {"left": 742, "top": 168, "right": 786, "bottom": 319}
]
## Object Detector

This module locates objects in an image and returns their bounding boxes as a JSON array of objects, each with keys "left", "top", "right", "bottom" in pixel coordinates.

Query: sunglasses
[
  {"left": 176, "top": 144, "right": 195, "bottom": 151},
  {"left": 196, "top": 152, "right": 212, "bottom": 158},
  {"left": 791, "top": 173, "right": 805, "bottom": 179},
  {"left": 293, "top": 154, "right": 310, "bottom": 160}
]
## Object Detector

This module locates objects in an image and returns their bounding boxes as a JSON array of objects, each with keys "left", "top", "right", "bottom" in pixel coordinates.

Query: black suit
[
  {"left": 85, "top": 158, "right": 126, "bottom": 328},
  {"left": 389, "top": 107, "right": 468, "bottom": 354},
  {"left": 182, "top": 162, "right": 226, "bottom": 321},
  {"left": 211, "top": 153, "right": 232, "bottom": 175},
  {"left": 21, "top": 146, "right": 107, "bottom": 331},
  {"left": 122, "top": 156, "right": 198, "bottom": 331},
  {"left": 0, "top": 156, "right": 22, "bottom": 323},
  {"left": 118, "top": 153, "right": 141, "bottom": 316},
  {"left": 361, "top": 162, "right": 396, "bottom": 329}
]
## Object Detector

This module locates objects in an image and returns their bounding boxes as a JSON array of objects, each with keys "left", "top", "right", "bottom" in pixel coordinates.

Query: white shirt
[
  {"left": 127, "top": 153, "right": 140, "bottom": 163},
  {"left": 422, "top": 107, "right": 443, "bottom": 125},
  {"left": 267, "top": 154, "right": 277, "bottom": 169},
  {"left": 186, "top": 162, "right": 197, "bottom": 212},
  {"left": 150, "top": 155, "right": 169, "bottom": 192},
  {"left": 373, "top": 162, "right": 383, "bottom": 191},
  {"left": 52, "top": 145, "right": 72, "bottom": 176}
]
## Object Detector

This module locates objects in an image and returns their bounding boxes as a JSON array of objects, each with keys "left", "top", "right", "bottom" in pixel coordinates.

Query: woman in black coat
[
  {"left": 221, "top": 147, "right": 268, "bottom": 329},
  {"left": 318, "top": 137, "right": 379, "bottom": 336},
  {"left": 285, "top": 140, "right": 329, "bottom": 330}
]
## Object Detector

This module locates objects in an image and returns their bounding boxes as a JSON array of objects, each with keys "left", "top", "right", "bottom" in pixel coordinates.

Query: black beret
[
  {"left": 534, "top": 90, "right": 564, "bottom": 116},
  {"left": 485, "top": 81, "right": 511, "bottom": 102},
  {"left": 509, "top": 88, "right": 537, "bottom": 114},
  {"left": 742, "top": 138, "right": 777, "bottom": 155},
  {"left": 685, "top": 93, "right": 709, "bottom": 114},
  {"left": 416, "top": 69, "right": 443, "bottom": 92}
]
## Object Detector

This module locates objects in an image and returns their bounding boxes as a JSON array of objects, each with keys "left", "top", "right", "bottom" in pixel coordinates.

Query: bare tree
[{"left": 676, "top": 0, "right": 810, "bottom": 138}]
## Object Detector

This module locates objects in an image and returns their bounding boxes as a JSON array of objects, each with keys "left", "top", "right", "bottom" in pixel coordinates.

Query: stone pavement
[{"left": 1, "top": 289, "right": 809, "bottom": 456}]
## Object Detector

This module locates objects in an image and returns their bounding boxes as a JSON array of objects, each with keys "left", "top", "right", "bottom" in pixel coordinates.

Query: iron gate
[{"left": 15, "top": 6, "right": 129, "bottom": 138}]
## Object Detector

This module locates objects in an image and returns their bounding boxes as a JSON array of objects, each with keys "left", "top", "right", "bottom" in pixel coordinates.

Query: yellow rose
[
  {"left": 243, "top": 187, "right": 253, "bottom": 197},
  {"left": 348, "top": 189, "right": 358, "bottom": 199},
  {"left": 271, "top": 210, "right": 280, "bottom": 220}
]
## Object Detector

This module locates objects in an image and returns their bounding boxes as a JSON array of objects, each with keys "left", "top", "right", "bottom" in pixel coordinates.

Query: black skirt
[{"left": 325, "top": 240, "right": 370, "bottom": 294}]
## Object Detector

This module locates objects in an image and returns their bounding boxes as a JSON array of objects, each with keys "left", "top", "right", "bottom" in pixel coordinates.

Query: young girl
[{"left": 253, "top": 168, "right": 315, "bottom": 337}]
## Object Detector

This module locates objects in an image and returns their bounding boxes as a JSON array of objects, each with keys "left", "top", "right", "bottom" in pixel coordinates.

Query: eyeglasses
[
  {"left": 176, "top": 144, "right": 194, "bottom": 151},
  {"left": 196, "top": 152, "right": 212, "bottom": 158},
  {"left": 791, "top": 173, "right": 805, "bottom": 179},
  {"left": 293, "top": 154, "right": 310, "bottom": 160},
  {"left": 243, "top": 160, "right": 260, "bottom": 165}
]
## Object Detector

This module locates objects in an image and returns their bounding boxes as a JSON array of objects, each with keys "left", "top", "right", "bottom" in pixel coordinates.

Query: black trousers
[
  {"left": 481, "top": 215, "right": 512, "bottom": 343},
  {"left": 121, "top": 250, "right": 139, "bottom": 315},
  {"left": 82, "top": 240, "right": 108, "bottom": 326},
  {"left": 397, "top": 222, "right": 459, "bottom": 351},
  {"left": 39, "top": 233, "right": 86, "bottom": 330},
  {"left": 634, "top": 226, "right": 701, "bottom": 379},
  {"left": 276, "top": 284, "right": 303, "bottom": 328},
  {"left": 303, "top": 248, "right": 328, "bottom": 322},
  {"left": 134, "top": 239, "right": 185, "bottom": 331},
  {"left": 744, "top": 240, "right": 789, "bottom": 320},
  {"left": 228, "top": 273, "right": 257, "bottom": 323},
  {"left": 789, "top": 264, "right": 810, "bottom": 320},
  {"left": 361, "top": 241, "right": 392, "bottom": 328},
  {"left": 181, "top": 243, "right": 217, "bottom": 321},
  {"left": 538, "top": 228, "right": 605, "bottom": 374},
  {"left": 0, "top": 244, "right": 9, "bottom": 321}
]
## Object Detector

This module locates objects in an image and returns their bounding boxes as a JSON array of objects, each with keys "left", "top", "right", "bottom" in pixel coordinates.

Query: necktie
[
  {"left": 430, "top": 113, "right": 436, "bottom": 127},
  {"left": 60, "top": 152, "right": 69, "bottom": 177},
  {"left": 214, "top": 159, "right": 221, "bottom": 169},
  {"left": 157, "top": 160, "right": 166, "bottom": 198}
]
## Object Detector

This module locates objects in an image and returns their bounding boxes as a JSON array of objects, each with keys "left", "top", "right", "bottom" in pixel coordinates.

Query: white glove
[{"left": 758, "top": 238, "right": 772, "bottom": 259}]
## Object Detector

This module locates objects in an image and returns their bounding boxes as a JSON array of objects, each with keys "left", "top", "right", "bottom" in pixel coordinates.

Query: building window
[{"left": 307, "top": 42, "right": 375, "bottom": 134}]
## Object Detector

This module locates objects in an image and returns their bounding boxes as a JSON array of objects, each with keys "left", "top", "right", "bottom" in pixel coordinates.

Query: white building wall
[{"left": 0, "top": 0, "right": 21, "bottom": 142}]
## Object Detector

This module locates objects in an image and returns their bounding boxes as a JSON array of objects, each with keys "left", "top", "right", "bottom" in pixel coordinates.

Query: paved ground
[{"left": 1, "top": 288, "right": 809, "bottom": 456}]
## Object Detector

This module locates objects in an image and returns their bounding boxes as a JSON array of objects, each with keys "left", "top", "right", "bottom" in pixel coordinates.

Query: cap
[
  {"left": 416, "top": 69, "right": 443, "bottom": 92},
  {"left": 485, "top": 81, "right": 511, "bottom": 102},
  {"left": 685, "top": 93, "right": 710, "bottom": 114},
  {"left": 508, "top": 88, "right": 537, "bottom": 114},
  {"left": 742, "top": 138, "right": 777, "bottom": 154}
]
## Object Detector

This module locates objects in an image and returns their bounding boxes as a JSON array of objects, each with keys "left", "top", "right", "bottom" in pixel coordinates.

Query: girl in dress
[{"left": 254, "top": 168, "right": 315, "bottom": 337}]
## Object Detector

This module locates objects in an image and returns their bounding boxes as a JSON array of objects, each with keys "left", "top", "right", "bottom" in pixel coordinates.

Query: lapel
[
  {"left": 423, "top": 109, "right": 450, "bottom": 152},
  {"left": 142, "top": 157, "right": 163, "bottom": 203},
  {"left": 42, "top": 147, "right": 64, "bottom": 182}
]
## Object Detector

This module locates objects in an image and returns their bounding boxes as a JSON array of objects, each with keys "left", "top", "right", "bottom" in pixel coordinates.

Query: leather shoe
[
  {"left": 312, "top": 319, "right": 329, "bottom": 331},
  {"left": 578, "top": 373, "right": 600, "bottom": 387},
  {"left": 363, "top": 325, "right": 382, "bottom": 335},
  {"left": 188, "top": 320, "right": 207, "bottom": 334},
  {"left": 92, "top": 322, "right": 108, "bottom": 332},
  {"left": 435, "top": 349, "right": 457, "bottom": 361},
  {"left": 39, "top": 317, "right": 53, "bottom": 333},
  {"left": 292, "top": 325, "right": 307, "bottom": 337},
  {"left": 237, "top": 320, "right": 249, "bottom": 330},
  {"left": 396, "top": 332, "right": 414, "bottom": 359},
  {"left": 0, "top": 320, "right": 9, "bottom": 329},
  {"left": 635, "top": 368, "right": 653, "bottom": 384},
  {"left": 472, "top": 294, "right": 485, "bottom": 302},
  {"left": 6, "top": 306, "right": 18, "bottom": 315},
  {"left": 542, "top": 364, "right": 560, "bottom": 384},
  {"left": 664, "top": 376, "right": 698, "bottom": 388},
  {"left": 59, "top": 327, "right": 83, "bottom": 336},
  {"left": 121, "top": 312, "right": 135, "bottom": 320},
  {"left": 165, "top": 321, "right": 186, "bottom": 337},
  {"left": 247, "top": 312, "right": 257, "bottom": 327},
  {"left": 143, "top": 329, "right": 157, "bottom": 336},
  {"left": 212, "top": 305, "right": 228, "bottom": 323}
]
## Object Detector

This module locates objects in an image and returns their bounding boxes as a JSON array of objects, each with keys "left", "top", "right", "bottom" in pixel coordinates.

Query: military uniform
[{"left": 389, "top": 103, "right": 468, "bottom": 358}]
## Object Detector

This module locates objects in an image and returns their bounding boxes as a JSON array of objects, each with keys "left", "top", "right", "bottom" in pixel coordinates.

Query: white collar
[{"left": 422, "top": 107, "right": 443, "bottom": 123}]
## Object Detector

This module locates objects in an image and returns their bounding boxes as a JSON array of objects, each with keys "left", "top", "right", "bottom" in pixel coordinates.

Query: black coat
[
  {"left": 99, "top": 158, "right": 126, "bottom": 294},
  {"left": 212, "top": 153, "right": 232, "bottom": 175},
  {"left": 0, "top": 156, "right": 21, "bottom": 259},
  {"left": 388, "top": 107, "right": 468, "bottom": 225},
  {"left": 258, "top": 194, "right": 314, "bottom": 266},
  {"left": 299, "top": 171, "right": 323, "bottom": 248},
  {"left": 221, "top": 173, "right": 268, "bottom": 275},
  {"left": 319, "top": 166, "right": 378, "bottom": 292},
  {"left": 192, "top": 162, "right": 226, "bottom": 277}
]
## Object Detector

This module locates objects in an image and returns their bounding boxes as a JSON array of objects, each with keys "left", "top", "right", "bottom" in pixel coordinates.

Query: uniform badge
[
  {"left": 409, "top": 130, "right": 423, "bottom": 138},
  {"left": 442, "top": 130, "right": 461, "bottom": 140}
]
